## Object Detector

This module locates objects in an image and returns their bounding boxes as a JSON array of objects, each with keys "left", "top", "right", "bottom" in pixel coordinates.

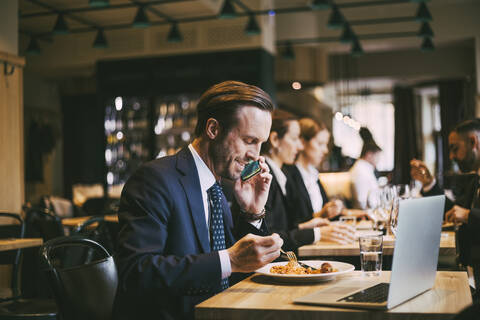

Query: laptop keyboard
[{"left": 338, "top": 282, "right": 390, "bottom": 303}]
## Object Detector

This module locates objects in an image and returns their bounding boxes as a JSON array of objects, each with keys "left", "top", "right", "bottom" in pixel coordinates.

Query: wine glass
[
  {"left": 409, "top": 180, "right": 422, "bottom": 198},
  {"left": 395, "top": 184, "right": 411, "bottom": 199},
  {"left": 390, "top": 197, "right": 400, "bottom": 237}
]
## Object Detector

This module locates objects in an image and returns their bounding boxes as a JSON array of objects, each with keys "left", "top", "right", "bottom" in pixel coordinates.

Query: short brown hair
[
  {"left": 298, "top": 118, "right": 327, "bottom": 141},
  {"left": 261, "top": 109, "right": 298, "bottom": 154},
  {"left": 194, "top": 81, "right": 274, "bottom": 137}
]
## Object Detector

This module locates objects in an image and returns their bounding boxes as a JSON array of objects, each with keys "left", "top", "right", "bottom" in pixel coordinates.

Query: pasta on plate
[{"left": 270, "top": 261, "right": 337, "bottom": 275}]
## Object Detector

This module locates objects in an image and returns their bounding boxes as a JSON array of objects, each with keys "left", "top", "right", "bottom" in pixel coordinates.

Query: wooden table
[
  {"left": 196, "top": 271, "right": 472, "bottom": 320},
  {"left": 0, "top": 238, "right": 43, "bottom": 252},
  {"left": 61, "top": 214, "right": 118, "bottom": 228},
  {"left": 299, "top": 232, "right": 456, "bottom": 257}
]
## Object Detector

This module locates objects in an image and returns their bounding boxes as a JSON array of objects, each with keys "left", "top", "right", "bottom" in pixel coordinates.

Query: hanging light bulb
[
  {"left": 89, "top": 0, "right": 109, "bottom": 7},
  {"left": 167, "top": 22, "right": 182, "bottom": 42},
  {"left": 53, "top": 14, "right": 69, "bottom": 34},
  {"left": 415, "top": 2, "right": 432, "bottom": 22},
  {"left": 351, "top": 38, "right": 364, "bottom": 57},
  {"left": 327, "top": 5, "right": 344, "bottom": 29},
  {"left": 219, "top": 0, "right": 236, "bottom": 19},
  {"left": 133, "top": 6, "right": 150, "bottom": 28},
  {"left": 26, "top": 38, "right": 41, "bottom": 55},
  {"left": 340, "top": 23, "right": 354, "bottom": 43},
  {"left": 311, "top": 0, "right": 331, "bottom": 10},
  {"left": 417, "top": 22, "right": 434, "bottom": 38},
  {"left": 421, "top": 37, "right": 434, "bottom": 52},
  {"left": 245, "top": 14, "right": 261, "bottom": 36},
  {"left": 93, "top": 29, "right": 108, "bottom": 48}
]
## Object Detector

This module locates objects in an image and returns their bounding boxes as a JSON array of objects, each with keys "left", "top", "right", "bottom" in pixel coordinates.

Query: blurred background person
[
  {"left": 350, "top": 127, "right": 382, "bottom": 209},
  {"left": 235, "top": 110, "right": 355, "bottom": 252},
  {"left": 285, "top": 118, "right": 367, "bottom": 227}
]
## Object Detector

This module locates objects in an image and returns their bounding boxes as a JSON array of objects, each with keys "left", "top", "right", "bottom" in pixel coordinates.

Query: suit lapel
[{"left": 176, "top": 148, "right": 211, "bottom": 253}]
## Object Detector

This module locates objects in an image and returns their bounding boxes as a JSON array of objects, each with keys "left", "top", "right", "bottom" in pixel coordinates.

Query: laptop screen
[{"left": 387, "top": 195, "right": 445, "bottom": 309}]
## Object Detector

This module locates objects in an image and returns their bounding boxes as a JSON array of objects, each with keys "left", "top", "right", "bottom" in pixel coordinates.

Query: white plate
[
  {"left": 255, "top": 260, "right": 355, "bottom": 282},
  {"left": 355, "top": 230, "right": 383, "bottom": 239}
]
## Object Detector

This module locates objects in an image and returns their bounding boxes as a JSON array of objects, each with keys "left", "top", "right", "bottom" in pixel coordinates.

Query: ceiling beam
[
  {"left": 20, "top": 0, "right": 192, "bottom": 18},
  {"left": 130, "top": 0, "right": 174, "bottom": 22},
  {"left": 277, "top": 31, "right": 418, "bottom": 45},
  {"left": 25, "top": 0, "right": 100, "bottom": 28}
]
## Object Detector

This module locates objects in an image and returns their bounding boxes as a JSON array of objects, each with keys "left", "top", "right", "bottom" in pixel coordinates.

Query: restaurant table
[
  {"left": 196, "top": 271, "right": 472, "bottom": 320},
  {"left": 0, "top": 238, "right": 43, "bottom": 252},
  {"left": 298, "top": 231, "right": 456, "bottom": 257},
  {"left": 61, "top": 214, "right": 119, "bottom": 228}
]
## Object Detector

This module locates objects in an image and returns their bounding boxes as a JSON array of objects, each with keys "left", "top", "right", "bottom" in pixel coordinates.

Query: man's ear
[
  {"left": 469, "top": 132, "right": 480, "bottom": 151},
  {"left": 269, "top": 131, "right": 279, "bottom": 148},
  {"left": 205, "top": 118, "right": 221, "bottom": 140}
]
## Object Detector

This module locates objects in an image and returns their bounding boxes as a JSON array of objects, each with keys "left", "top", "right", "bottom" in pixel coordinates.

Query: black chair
[
  {"left": 40, "top": 236, "right": 118, "bottom": 320},
  {"left": 73, "top": 216, "right": 118, "bottom": 256},
  {"left": 20, "top": 206, "right": 64, "bottom": 299},
  {"left": 0, "top": 212, "right": 58, "bottom": 320}
]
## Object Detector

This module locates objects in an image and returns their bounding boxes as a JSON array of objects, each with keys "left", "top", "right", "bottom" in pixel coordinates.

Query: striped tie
[{"left": 207, "top": 182, "right": 229, "bottom": 290}]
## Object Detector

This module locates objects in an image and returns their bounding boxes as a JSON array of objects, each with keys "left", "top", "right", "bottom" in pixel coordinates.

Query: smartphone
[{"left": 241, "top": 160, "right": 261, "bottom": 181}]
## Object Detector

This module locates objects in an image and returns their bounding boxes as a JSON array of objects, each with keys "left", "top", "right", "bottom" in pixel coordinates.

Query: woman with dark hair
[
  {"left": 249, "top": 110, "right": 354, "bottom": 251},
  {"left": 350, "top": 127, "right": 383, "bottom": 209}
]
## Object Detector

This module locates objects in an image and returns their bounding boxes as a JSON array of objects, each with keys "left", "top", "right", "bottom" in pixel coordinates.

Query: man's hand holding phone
[{"left": 234, "top": 156, "right": 272, "bottom": 218}]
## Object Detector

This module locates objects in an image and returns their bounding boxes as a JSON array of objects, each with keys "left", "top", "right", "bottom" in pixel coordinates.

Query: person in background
[
  {"left": 113, "top": 81, "right": 283, "bottom": 320},
  {"left": 411, "top": 119, "right": 480, "bottom": 297},
  {"left": 284, "top": 118, "right": 367, "bottom": 227},
  {"left": 235, "top": 110, "right": 355, "bottom": 252},
  {"left": 350, "top": 127, "right": 382, "bottom": 209}
]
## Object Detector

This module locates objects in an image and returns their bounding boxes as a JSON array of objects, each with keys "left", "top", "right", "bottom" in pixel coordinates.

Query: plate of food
[{"left": 255, "top": 260, "right": 355, "bottom": 282}]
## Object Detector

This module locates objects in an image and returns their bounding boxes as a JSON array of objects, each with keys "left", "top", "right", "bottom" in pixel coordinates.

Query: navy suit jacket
[{"left": 113, "top": 148, "right": 236, "bottom": 320}]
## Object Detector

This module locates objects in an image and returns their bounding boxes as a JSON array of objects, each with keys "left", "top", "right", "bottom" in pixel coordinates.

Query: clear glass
[
  {"left": 390, "top": 197, "right": 400, "bottom": 237},
  {"left": 395, "top": 184, "right": 411, "bottom": 199},
  {"left": 359, "top": 235, "right": 383, "bottom": 276}
]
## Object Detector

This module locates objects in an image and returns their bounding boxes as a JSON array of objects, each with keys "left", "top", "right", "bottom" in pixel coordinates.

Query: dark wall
[
  {"left": 62, "top": 94, "right": 105, "bottom": 199},
  {"left": 96, "top": 48, "right": 275, "bottom": 99},
  {"left": 62, "top": 49, "right": 275, "bottom": 198}
]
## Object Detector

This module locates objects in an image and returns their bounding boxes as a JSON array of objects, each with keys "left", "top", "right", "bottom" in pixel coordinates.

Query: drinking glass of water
[{"left": 359, "top": 235, "right": 383, "bottom": 276}]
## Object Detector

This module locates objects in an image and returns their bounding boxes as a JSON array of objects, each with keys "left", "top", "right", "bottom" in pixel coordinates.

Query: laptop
[{"left": 294, "top": 195, "right": 445, "bottom": 310}]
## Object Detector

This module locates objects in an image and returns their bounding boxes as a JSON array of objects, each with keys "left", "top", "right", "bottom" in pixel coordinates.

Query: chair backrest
[
  {"left": 73, "top": 216, "right": 117, "bottom": 256},
  {"left": 0, "top": 212, "right": 24, "bottom": 298},
  {"left": 40, "top": 236, "right": 118, "bottom": 320}
]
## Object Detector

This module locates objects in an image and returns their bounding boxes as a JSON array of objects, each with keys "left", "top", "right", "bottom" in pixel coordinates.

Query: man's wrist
[{"left": 240, "top": 207, "right": 266, "bottom": 221}]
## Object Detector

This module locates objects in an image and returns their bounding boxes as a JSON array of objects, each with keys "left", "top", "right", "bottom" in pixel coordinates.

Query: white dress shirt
[
  {"left": 266, "top": 157, "right": 321, "bottom": 242},
  {"left": 349, "top": 158, "right": 379, "bottom": 209},
  {"left": 265, "top": 157, "right": 287, "bottom": 196},
  {"left": 188, "top": 144, "right": 231, "bottom": 280},
  {"left": 296, "top": 163, "right": 324, "bottom": 213}
]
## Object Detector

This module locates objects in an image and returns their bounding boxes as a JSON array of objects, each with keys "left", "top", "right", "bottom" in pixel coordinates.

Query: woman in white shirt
[
  {"left": 256, "top": 111, "right": 354, "bottom": 250},
  {"left": 349, "top": 127, "right": 382, "bottom": 209},
  {"left": 285, "top": 118, "right": 367, "bottom": 226}
]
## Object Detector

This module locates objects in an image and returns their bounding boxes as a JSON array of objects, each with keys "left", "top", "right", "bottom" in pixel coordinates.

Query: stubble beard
[{"left": 210, "top": 136, "right": 238, "bottom": 181}]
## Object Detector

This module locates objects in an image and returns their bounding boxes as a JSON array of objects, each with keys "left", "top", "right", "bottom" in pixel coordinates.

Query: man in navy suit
[{"left": 113, "top": 81, "right": 283, "bottom": 319}]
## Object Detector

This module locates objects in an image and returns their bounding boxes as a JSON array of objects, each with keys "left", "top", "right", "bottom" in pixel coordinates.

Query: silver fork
[
  {"left": 280, "top": 248, "right": 297, "bottom": 263},
  {"left": 280, "top": 248, "right": 319, "bottom": 271}
]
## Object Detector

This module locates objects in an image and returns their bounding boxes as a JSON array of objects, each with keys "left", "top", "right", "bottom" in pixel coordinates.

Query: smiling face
[
  {"left": 302, "top": 129, "right": 330, "bottom": 167},
  {"left": 274, "top": 120, "right": 304, "bottom": 165},
  {"left": 210, "top": 106, "right": 272, "bottom": 180}
]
